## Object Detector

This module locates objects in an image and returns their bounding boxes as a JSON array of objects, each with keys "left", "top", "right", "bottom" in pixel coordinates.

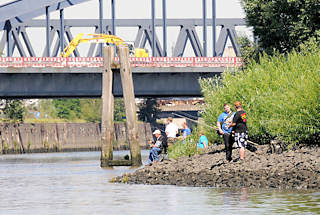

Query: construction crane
[{"left": 60, "top": 33, "right": 149, "bottom": 57}]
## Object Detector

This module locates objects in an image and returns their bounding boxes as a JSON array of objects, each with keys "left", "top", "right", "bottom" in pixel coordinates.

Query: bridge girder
[
  {"left": 0, "top": 0, "right": 248, "bottom": 57},
  {"left": 1, "top": 18, "right": 246, "bottom": 57},
  {"left": 0, "top": 67, "right": 223, "bottom": 98},
  {"left": 0, "top": 0, "right": 92, "bottom": 30}
]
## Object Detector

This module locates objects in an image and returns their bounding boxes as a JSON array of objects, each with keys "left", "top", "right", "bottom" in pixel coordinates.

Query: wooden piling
[
  {"left": 101, "top": 46, "right": 115, "bottom": 168},
  {"left": 119, "top": 46, "right": 142, "bottom": 167}
]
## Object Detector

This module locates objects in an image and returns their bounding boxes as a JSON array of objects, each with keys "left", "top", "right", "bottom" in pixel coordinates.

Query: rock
[{"left": 113, "top": 145, "right": 320, "bottom": 190}]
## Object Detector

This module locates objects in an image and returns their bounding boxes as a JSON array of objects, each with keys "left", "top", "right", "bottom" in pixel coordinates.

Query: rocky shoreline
[{"left": 112, "top": 145, "right": 320, "bottom": 190}]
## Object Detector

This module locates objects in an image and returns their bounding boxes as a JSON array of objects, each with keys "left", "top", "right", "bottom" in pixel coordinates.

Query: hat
[{"left": 153, "top": 129, "right": 161, "bottom": 135}]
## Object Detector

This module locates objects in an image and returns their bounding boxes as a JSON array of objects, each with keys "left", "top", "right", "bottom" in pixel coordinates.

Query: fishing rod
[
  {"left": 171, "top": 112, "right": 217, "bottom": 130},
  {"left": 171, "top": 111, "right": 259, "bottom": 146}
]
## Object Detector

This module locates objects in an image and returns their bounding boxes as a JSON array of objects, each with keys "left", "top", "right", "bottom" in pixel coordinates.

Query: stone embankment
[
  {"left": 0, "top": 122, "right": 153, "bottom": 154},
  {"left": 113, "top": 145, "right": 320, "bottom": 190}
]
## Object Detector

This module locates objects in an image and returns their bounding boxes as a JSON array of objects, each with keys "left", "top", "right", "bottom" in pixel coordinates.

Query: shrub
[
  {"left": 200, "top": 40, "right": 320, "bottom": 147},
  {"left": 168, "top": 127, "right": 203, "bottom": 159},
  {"left": 3, "top": 100, "right": 25, "bottom": 122}
]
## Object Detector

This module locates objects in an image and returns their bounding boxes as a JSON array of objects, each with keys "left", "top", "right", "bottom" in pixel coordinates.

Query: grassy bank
[{"left": 200, "top": 41, "right": 320, "bottom": 147}]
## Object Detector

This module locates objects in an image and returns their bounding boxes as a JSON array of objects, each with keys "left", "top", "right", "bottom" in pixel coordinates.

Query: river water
[{"left": 0, "top": 151, "right": 319, "bottom": 215}]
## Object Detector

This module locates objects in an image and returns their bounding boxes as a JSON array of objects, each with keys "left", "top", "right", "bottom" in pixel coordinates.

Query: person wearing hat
[
  {"left": 147, "top": 129, "right": 167, "bottom": 165},
  {"left": 165, "top": 117, "right": 178, "bottom": 146},
  {"left": 228, "top": 101, "right": 248, "bottom": 162}
]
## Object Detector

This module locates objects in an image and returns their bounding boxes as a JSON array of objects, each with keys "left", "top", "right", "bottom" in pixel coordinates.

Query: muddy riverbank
[{"left": 113, "top": 145, "right": 320, "bottom": 190}]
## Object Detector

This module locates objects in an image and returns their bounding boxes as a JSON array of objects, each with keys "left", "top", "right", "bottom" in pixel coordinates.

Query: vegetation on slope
[{"left": 200, "top": 39, "right": 320, "bottom": 147}]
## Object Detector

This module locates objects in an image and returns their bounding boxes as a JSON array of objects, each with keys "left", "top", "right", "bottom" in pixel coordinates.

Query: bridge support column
[
  {"left": 119, "top": 46, "right": 142, "bottom": 167},
  {"left": 101, "top": 46, "right": 115, "bottom": 168}
]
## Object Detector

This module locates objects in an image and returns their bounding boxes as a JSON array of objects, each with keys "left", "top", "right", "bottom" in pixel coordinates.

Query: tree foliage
[
  {"left": 241, "top": 0, "right": 320, "bottom": 54},
  {"left": 3, "top": 100, "right": 25, "bottom": 122},
  {"left": 238, "top": 36, "right": 261, "bottom": 66},
  {"left": 200, "top": 39, "right": 320, "bottom": 146},
  {"left": 138, "top": 98, "right": 159, "bottom": 123},
  {"left": 114, "top": 98, "right": 126, "bottom": 122},
  {"left": 39, "top": 99, "right": 57, "bottom": 119},
  {"left": 52, "top": 99, "right": 81, "bottom": 120},
  {"left": 79, "top": 99, "right": 101, "bottom": 122}
]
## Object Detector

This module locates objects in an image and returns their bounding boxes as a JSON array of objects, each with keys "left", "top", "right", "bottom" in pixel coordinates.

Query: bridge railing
[{"left": 0, "top": 57, "right": 242, "bottom": 68}]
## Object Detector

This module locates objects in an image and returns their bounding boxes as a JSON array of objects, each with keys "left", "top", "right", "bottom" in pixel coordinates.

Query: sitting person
[
  {"left": 182, "top": 121, "right": 191, "bottom": 144},
  {"left": 147, "top": 129, "right": 168, "bottom": 165},
  {"left": 165, "top": 117, "right": 179, "bottom": 146},
  {"left": 197, "top": 131, "right": 208, "bottom": 150}
]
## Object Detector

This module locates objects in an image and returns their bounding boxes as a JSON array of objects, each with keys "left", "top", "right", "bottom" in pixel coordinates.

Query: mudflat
[{"left": 113, "top": 145, "right": 320, "bottom": 190}]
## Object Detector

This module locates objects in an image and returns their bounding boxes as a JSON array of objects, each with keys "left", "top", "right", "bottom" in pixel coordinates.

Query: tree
[
  {"left": 238, "top": 36, "right": 261, "bottom": 66},
  {"left": 52, "top": 99, "right": 81, "bottom": 120},
  {"left": 79, "top": 99, "right": 101, "bottom": 123},
  {"left": 39, "top": 99, "right": 57, "bottom": 119},
  {"left": 36, "top": 98, "right": 126, "bottom": 122},
  {"left": 3, "top": 100, "right": 25, "bottom": 122},
  {"left": 114, "top": 98, "right": 126, "bottom": 122},
  {"left": 241, "top": 0, "right": 320, "bottom": 54},
  {"left": 138, "top": 98, "right": 159, "bottom": 123}
]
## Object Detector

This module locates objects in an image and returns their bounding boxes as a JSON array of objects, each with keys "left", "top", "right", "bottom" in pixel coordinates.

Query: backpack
[{"left": 159, "top": 135, "right": 168, "bottom": 154}]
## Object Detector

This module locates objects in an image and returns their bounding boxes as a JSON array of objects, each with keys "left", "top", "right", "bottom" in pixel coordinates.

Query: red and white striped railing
[{"left": 0, "top": 57, "right": 242, "bottom": 68}]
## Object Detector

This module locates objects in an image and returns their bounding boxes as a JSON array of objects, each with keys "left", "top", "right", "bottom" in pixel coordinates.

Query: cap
[{"left": 153, "top": 129, "right": 161, "bottom": 135}]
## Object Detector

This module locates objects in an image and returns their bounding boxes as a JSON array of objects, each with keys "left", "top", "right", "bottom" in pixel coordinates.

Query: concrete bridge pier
[{"left": 100, "top": 46, "right": 142, "bottom": 168}]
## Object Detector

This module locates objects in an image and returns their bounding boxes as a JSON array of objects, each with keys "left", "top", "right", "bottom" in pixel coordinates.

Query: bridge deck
[
  {"left": 0, "top": 57, "right": 241, "bottom": 68},
  {"left": 0, "top": 57, "right": 241, "bottom": 98}
]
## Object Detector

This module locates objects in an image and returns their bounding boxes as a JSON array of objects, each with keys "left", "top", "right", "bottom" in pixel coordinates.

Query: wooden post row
[{"left": 101, "top": 46, "right": 142, "bottom": 167}]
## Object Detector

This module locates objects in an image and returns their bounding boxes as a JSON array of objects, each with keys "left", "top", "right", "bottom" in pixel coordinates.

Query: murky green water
[{"left": 0, "top": 151, "right": 319, "bottom": 215}]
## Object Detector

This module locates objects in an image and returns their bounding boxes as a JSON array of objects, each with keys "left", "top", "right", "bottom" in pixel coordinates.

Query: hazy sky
[{"left": 1, "top": 0, "right": 250, "bottom": 56}]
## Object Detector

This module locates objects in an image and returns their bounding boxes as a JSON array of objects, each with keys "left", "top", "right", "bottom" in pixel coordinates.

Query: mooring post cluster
[{"left": 100, "top": 46, "right": 142, "bottom": 168}]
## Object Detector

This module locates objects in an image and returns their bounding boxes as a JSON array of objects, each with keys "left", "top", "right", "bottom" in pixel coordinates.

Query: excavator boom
[{"left": 61, "top": 33, "right": 129, "bottom": 57}]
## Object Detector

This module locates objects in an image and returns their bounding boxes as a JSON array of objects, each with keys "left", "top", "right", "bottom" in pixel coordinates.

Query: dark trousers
[{"left": 223, "top": 133, "right": 233, "bottom": 161}]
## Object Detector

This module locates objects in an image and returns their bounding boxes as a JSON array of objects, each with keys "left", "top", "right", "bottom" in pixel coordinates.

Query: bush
[
  {"left": 168, "top": 127, "right": 203, "bottom": 159},
  {"left": 200, "top": 40, "right": 320, "bottom": 147},
  {"left": 3, "top": 100, "right": 25, "bottom": 122}
]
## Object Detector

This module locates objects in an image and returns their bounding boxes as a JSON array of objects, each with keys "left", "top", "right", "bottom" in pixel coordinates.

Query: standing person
[
  {"left": 197, "top": 131, "right": 208, "bottom": 150},
  {"left": 182, "top": 121, "right": 191, "bottom": 144},
  {"left": 217, "top": 103, "right": 235, "bottom": 162},
  {"left": 165, "top": 117, "right": 178, "bottom": 146},
  {"left": 228, "top": 101, "right": 248, "bottom": 162},
  {"left": 147, "top": 130, "right": 167, "bottom": 165}
]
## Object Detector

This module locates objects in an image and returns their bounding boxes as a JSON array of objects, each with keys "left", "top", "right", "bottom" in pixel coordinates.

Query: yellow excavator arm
[
  {"left": 61, "top": 33, "right": 129, "bottom": 57},
  {"left": 61, "top": 33, "right": 149, "bottom": 57}
]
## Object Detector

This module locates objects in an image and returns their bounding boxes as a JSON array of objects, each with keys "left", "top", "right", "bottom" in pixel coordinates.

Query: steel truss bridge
[
  {"left": 0, "top": 0, "right": 247, "bottom": 58},
  {"left": 0, "top": 0, "right": 246, "bottom": 98}
]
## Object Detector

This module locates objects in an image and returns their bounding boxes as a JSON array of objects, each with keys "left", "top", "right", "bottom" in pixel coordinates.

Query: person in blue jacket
[
  {"left": 217, "top": 103, "right": 235, "bottom": 162},
  {"left": 197, "top": 131, "right": 208, "bottom": 149},
  {"left": 182, "top": 121, "right": 191, "bottom": 144}
]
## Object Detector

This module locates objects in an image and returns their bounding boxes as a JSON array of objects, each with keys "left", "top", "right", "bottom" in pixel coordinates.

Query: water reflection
[{"left": 0, "top": 151, "right": 318, "bottom": 215}]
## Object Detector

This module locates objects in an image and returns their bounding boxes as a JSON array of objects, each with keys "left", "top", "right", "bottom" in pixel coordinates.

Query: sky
[{"left": 0, "top": 0, "right": 252, "bottom": 57}]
